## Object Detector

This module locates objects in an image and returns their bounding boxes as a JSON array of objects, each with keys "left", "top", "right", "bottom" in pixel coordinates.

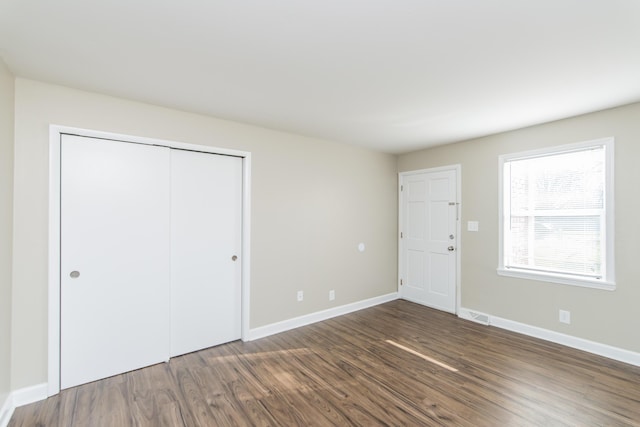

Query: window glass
[{"left": 499, "top": 139, "right": 614, "bottom": 290}]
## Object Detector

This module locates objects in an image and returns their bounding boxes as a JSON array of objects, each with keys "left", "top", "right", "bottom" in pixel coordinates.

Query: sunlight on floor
[{"left": 385, "top": 340, "right": 458, "bottom": 372}]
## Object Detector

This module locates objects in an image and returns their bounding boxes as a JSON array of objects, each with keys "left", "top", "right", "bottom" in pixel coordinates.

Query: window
[{"left": 498, "top": 138, "right": 615, "bottom": 290}]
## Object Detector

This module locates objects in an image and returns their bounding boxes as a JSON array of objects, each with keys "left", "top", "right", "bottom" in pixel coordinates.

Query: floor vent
[{"left": 467, "top": 312, "right": 490, "bottom": 325}]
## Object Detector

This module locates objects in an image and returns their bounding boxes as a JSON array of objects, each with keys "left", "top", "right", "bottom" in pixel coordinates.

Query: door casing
[
  {"left": 48, "top": 125, "right": 252, "bottom": 396},
  {"left": 398, "top": 165, "right": 461, "bottom": 314}
]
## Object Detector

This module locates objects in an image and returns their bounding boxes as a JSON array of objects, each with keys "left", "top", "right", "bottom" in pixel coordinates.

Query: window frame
[{"left": 497, "top": 138, "right": 615, "bottom": 291}]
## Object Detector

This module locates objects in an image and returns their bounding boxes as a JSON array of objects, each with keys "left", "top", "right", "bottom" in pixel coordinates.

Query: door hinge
[
  {"left": 400, "top": 231, "right": 403, "bottom": 238},
  {"left": 400, "top": 279, "right": 403, "bottom": 286},
  {"left": 401, "top": 185, "right": 403, "bottom": 191}
]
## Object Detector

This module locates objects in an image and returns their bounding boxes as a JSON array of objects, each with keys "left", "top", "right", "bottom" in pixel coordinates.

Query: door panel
[
  {"left": 401, "top": 169, "right": 457, "bottom": 313},
  {"left": 407, "top": 249, "right": 425, "bottom": 291},
  {"left": 407, "top": 202, "right": 426, "bottom": 240},
  {"left": 60, "top": 135, "right": 171, "bottom": 389},
  {"left": 430, "top": 200, "right": 449, "bottom": 241},
  {"left": 170, "top": 150, "right": 242, "bottom": 357},
  {"left": 429, "top": 253, "right": 450, "bottom": 295}
]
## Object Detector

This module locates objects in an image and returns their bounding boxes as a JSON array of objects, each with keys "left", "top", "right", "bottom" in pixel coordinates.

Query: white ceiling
[{"left": 1, "top": 1, "right": 639, "bottom": 154}]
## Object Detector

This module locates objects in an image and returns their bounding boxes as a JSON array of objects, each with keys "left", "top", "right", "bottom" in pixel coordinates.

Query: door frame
[
  {"left": 398, "top": 164, "right": 461, "bottom": 314},
  {"left": 47, "top": 125, "right": 252, "bottom": 396}
]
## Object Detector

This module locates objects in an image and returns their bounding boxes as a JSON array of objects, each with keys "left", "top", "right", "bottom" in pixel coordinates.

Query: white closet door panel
[
  {"left": 170, "top": 150, "right": 242, "bottom": 357},
  {"left": 60, "top": 135, "right": 171, "bottom": 389}
]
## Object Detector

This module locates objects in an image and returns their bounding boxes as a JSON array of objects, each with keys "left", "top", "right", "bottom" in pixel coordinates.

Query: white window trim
[{"left": 497, "top": 138, "right": 615, "bottom": 291}]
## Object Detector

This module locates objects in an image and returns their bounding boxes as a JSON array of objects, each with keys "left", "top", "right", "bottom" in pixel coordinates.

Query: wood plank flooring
[{"left": 10, "top": 300, "right": 640, "bottom": 426}]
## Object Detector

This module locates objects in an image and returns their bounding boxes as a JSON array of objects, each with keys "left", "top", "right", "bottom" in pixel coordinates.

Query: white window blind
[{"left": 499, "top": 139, "right": 614, "bottom": 289}]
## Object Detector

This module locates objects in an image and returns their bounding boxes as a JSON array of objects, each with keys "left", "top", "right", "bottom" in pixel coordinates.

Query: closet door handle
[{"left": 231, "top": 255, "right": 238, "bottom": 261}]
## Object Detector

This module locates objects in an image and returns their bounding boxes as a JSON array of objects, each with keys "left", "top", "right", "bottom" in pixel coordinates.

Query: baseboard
[
  {"left": 459, "top": 307, "right": 640, "bottom": 367},
  {"left": 0, "top": 393, "right": 13, "bottom": 427},
  {"left": 0, "top": 382, "right": 49, "bottom": 426},
  {"left": 12, "top": 383, "right": 48, "bottom": 408},
  {"left": 247, "top": 292, "right": 399, "bottom": 341}
]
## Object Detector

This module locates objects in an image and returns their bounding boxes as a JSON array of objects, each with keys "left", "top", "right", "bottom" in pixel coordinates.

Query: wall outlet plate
[
  {"left": 559, "top": 309, "right": 571, "bottom": 324},
  {"left": 329, "top": 290, "right": 335, "bottom": 301},
  {"left": 297, "top": 290, "right": 303, "bottom": 302}
]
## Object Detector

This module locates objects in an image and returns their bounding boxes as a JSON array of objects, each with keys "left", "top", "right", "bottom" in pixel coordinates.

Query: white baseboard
[
  {"left": 0, "top": 382, "right": 48, "bottom": 427},
  {"left": 0, "top": 383, "right": 48, "bottom": 427},
  {"left": 459, "top": 307, "right": 640, "bottom": 367},
  {"left": 247, "top": 292, "right": 399, "bottom": 341},
  {"left": 12, "top": 383, "right": 48, "bottom": 408},
  {"left": 0, "top": 393, "right": 13, "bottom": 427}
]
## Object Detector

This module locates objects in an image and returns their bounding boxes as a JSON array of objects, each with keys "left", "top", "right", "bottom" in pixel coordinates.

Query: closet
[{"left": 59, "top": 134, "right": 242, "bottom": 389}]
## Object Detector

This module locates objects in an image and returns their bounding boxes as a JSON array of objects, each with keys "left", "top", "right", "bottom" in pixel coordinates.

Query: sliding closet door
[
  {"left": 60, "top": 135, "right": 171, "bottom": 389},
  {"left": 170, "top": 150, "right": 242, "bottom": 357}
]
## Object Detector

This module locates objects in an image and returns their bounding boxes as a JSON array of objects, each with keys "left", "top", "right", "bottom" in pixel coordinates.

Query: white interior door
[
  {"left": 170, "top": 150, "right": 242, "bottom": 357},
  {"left": 60, "top": 135, "right": 171, "bottom": 389},
  {"left": 400, "top": 168, "right": 458, "bottom": 313}
]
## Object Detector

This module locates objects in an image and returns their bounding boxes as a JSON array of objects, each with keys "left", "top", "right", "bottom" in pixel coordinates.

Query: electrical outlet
[
  {"left": 559, "top": 309, "right": 571, "bottom": 324},
  {"left": 297, "top": 290, "right": 303, "bottom": 302},
  {"left": 329, "top": 290, "right": 335, "bottom": 301}
]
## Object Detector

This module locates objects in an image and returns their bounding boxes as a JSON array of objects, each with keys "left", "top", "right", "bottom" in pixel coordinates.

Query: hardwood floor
[{"left": 10, "top": 300, "right": 640, "bottom": 426}]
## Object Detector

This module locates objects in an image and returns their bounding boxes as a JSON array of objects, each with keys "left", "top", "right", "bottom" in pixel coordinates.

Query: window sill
[{"left": 496, "top": 267, "right": 615, "bottom": 291}]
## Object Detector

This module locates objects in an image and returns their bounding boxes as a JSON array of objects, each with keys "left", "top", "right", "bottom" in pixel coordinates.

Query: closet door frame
[{"left": 47, "top": 125, "right": 252, "bottom": 396}]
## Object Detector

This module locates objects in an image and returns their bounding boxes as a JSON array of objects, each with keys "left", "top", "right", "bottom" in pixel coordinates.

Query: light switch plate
[{"left": 467, "top": 221, "right": 479, "bottom": 232}]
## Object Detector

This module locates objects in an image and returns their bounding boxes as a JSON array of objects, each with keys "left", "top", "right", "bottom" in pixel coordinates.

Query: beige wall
[
  {"left": 0, "top": 59, "right": 14, "bottom": 403},
  {"left": 11, "top": 78, "right": 398, "bottom": 390},
  {"left": 398, "top": 102, "right": 640, "bottom": 354}
]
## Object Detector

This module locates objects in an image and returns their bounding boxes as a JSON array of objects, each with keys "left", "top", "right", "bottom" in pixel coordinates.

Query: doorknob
[
  {"left": 70, "top": 271, "right": 80, "bottom": 278},
  {"left": 448, "top": 246, "right": 455, "bottom": 252},
  {"left": 231, "top": 255, "right": 238, "bottom": 261}
]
